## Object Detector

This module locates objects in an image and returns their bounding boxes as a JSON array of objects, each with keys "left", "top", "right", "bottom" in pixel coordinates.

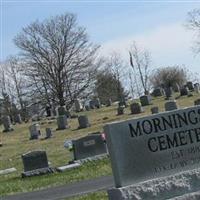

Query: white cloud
[{"left": 100, "top": 23, "right": 200, "bottom": 73}]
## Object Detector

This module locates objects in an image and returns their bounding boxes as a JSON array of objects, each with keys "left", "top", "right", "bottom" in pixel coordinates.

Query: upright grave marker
[
  {"left": 21, "top": 151, "right": 54, "bottom": 177},
  {"left": 72, "top": 134, "right": 107, "bottom": 161},
  {"left": 104, "top": 105, "right": 200, "bottom": 187}
]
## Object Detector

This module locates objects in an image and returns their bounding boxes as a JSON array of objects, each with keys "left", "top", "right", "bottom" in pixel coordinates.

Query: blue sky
[{"left": 1, "top": 1, "right": 200, "bottom": 74}]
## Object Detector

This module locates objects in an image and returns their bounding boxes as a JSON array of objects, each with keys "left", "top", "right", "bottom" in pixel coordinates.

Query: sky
[{"left": 1, "top": 0, "right": 200, "bottom": 74}]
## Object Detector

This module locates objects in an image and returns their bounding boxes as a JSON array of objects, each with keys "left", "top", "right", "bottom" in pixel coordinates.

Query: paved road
[{"left": 1, "top": 175, "right": 114, "bottom": 200}]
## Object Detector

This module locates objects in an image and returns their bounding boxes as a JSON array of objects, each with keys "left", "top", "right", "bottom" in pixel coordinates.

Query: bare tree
[
  {"left": 129, "top": 42, "right": 152, "bottom": 95},
  {"left": 186, "top": 9, "right": 200, "bottom": 54},
  {"left": 14, "top": 13, "right": 100, "bottom": 108}
]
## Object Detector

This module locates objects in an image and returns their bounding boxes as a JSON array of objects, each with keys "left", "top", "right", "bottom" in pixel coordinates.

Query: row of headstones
[
  {"left": 152, "top": 82, "right": 200, "bottom": 98},
  {"left": 21, "top": 133, "right": 107, "bottom": 177},
  {"left": 29, "top": 114, "right": 91, "bottom": 140},
  {"left": 117, "top": 97, "right": 200, "bottom": 116}
]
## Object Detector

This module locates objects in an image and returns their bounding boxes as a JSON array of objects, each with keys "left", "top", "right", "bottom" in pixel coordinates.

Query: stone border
[{"left": 108, "top": 167, "right": 200, "bottom": 200}]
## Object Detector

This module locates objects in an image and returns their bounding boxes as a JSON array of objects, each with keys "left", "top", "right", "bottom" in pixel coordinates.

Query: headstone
[
  {"left": 45, "top": 128, "right": 53, "bottom": 139},
  {"left": 140, "top": 95, "right": 151, "bottom": 106},
  {"left": 106, "top": 99, "right": 112, "bottom": 107},
  {"left": 21, "top": 151, "right": 54, "bottom": 177},
  {"left": 180, "top": 87, "right": 189, "bottom": 96},
  {"left": 85, "top": 105, "right": 90, "bottom": 111},
  {"left": 57, "top": 115, "right": 68, "bottom": 130},
  {"left": 130, "top": 102, "right": 142, "bottom": 114},
  {"left": 46, "top": 106, "right": 51, "bottom": 117},
  {"left": 173, "top": 83, "right": 180, "bottom": 93},
  {"left": 57, "top": 106, "right": 66, "bottom": 116},
  {"left": 2, "top": 116, "right": 13, "bottom": 132},
  {"left": 78, "top": 115, "right": 90, "bottom": 129},
  {"left": 89, "top": 100, "right": 96, "bottom": 109},
  {"left": 186, "top": 81, "right": 194, "bottom": 91},
  {"left": 164, "top": 87, "right": 173, "bottom": 99},
  {"left": 117, "top": 106, "right": 124, "bottom": 115},
  {"left": 151, "top": 106, "right": 159, "bottom": 114},
  {"left": 194, "top": 83, "right": 200, "bottom": 93},
  {"left": 152, "top": 88, "right": 163, "bottom": 97},
  {"left": 165, "top": 100, "right": 178, "bottom": 111},
  {"left": 74, "top": 99, "right": 83, "bottom": 112},
  {"left": 29, "top": 124, "right": 40, "bottom": 140},
  {"left": 94, "top": 98, "right": 101, "bottom": 108},
  {"left": 104, "top": 105, "right": 200, "bottom": 187},
  {"left": 194, "top": 99, "right": 200, "bottom": 106},
  {"left": 72, "top": 134, "right": 107, "bottom": 160},
  {"left": 118, "top": 100, "right": 127, "bottom": 108},
  {"left": 14, "top": 114, "right": 22, "bottom": 124}
]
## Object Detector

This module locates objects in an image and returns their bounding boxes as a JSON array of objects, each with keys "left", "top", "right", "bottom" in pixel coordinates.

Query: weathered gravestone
[
  {"left": 78, "top": 115, "right": 90, "bottom": 129},
  {"left": 186, "top": 81, "right": 194, "bottom": 91},
  {"left": 164, "top": 87, "right": 173, "bottom": 99},
  {"left": 106, "top": 99, "right": 112, "bottom": 107},
  {"left": 89, "top": 100, "right": 96, "bottom": 109},
  {"left": 29, "top": 124, "right": 40, "bottom": 140},
  {"left": 85, "top": 105, "right": 90, "bottom": 111},
  {"left": 72, "top": 134, "right": 107, "bottom": 161},
  {"left": 21, "top": 151, "right": 54, "bottom": 177},
  {"left": 180, "top": 87, "right": 189, "bottom": 96},
  {"left": 152, "top": 88, "right": 163, "bottom": 97},
  {"left": 194, "top": 99, "right": 200, "bottom": 106},
  {"left": 140, "top": 95, "right": 151, "bottom": 106},
  {"left": 2, "top": 116, "right": 13, "bottom": 132},
  {"left": 94, "top": 98, "right": 101, "bottom": 108},
  {"left": 151, "top": 106, "right": 159, "bottom": 114},
  {"left": 165, "top": 100, "right": 178, "bottom": 111},
  {"left": 45, "top": 128, "right": 53, "bottom": 139},
  {"left": 130, "top": 102, "right": 143, "bottom": 114},
  {"left": 104, "top": 105, "right": 200, "bottom": 199},
  {"left": 14, "top": 114, "right": 22, "bottom": 124},
  {"left": 57, "top": 106, "right": 66, "bottom": 116},
  {"left": 74, "top": 99, "right": 83, "bottom": 112},
  {"left": 173, "top": 83, "right": 180, "bottom": 93},
  {"left": 194, "top": 83, "right": 200, "bottom": 93},
  {"left": 117, "top": 106, "right": 124, "bottom": 115},
  {"left": 57, "top": 115, "right": 68, "bottom": 130}
]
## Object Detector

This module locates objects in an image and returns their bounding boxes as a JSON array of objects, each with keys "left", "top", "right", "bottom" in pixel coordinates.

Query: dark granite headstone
[
  {"left": 140, "top": 95, "right": 151, "bottom": 106},
  {"left": 89, "top": 100, "right": 96, "bottom": 109},
  {"left": 45, "top": 128, "right": 53, "bottom": 139},
  {"left": 152, "top": 88, "right": 163, "bottom": 97},
  {"left": 85, "top": 105, "right": 90, "bottom": 111},
  {"left": 46, "top": 106, "right": 51, "bottom": 117},
  {"left": 165, "top": 100, "right": 178, "bottom": 111},
  {"left": 151, "top": 106, "right": 159, "bottom": 114},
  {"left": 186, "top": 81, "right": 194, "bottom": 91},
  {"left": 130, "top": 102, "right": 142, "bottom": 114},
  {"left": 21, "top": 151, "right": 54, "bottom": 177},
  {"left": 78, "top": 115, "right": 90, "bottom": 129},
  {"left": 2, "top": 116, "right": 14, "bottom": 132},
  {"left": 194, "top": 99, "right": 200, "bottom": 106},
  {"left": 57, "top": 115, "right": 68, "bottom": 130},
  {"left": 180, "top": 87, "right": 189, "bottom": 96},
  {"left": 14, "top": 114, "right": 22, "bottom": 124},
  {"left": 57, "top": 106, "right": 66, "bottom": 116},
  {"left": 164, "top": 87, "right": 173, "bottom": 99},
  {"left": 117, "top": 106, "right": 124, "bottom": 115},
  {"left": 72, "top": 134, "right": 107, "bottom": 160}
]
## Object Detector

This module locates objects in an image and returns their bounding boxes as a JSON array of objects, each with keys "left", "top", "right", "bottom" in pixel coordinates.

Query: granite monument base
[
  {"left": 21, "top": 167, "right": 54, "bottom": 178},
  {"left": 108, "top": 167, "right": 200, "bottom": 200}
]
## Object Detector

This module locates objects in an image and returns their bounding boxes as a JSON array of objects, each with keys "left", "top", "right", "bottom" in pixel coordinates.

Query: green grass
[{"left": 0, "top": 92, "right": 200, "bottom": 197}]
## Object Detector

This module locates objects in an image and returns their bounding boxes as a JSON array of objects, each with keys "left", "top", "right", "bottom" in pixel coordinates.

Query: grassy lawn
[{"left": 0, "top": 93, "right": 200, "bottom": 197}]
